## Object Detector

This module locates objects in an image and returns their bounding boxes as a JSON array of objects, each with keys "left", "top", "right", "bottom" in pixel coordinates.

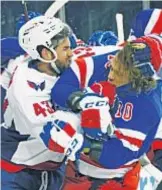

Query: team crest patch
[
  {"left": 27, "top": 80, "right": 45, "bottom": 91},
  {"left": 132, "top": 42, "right": 146, "bottom": 49}
]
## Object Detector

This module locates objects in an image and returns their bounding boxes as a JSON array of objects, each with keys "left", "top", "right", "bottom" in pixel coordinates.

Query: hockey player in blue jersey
[
  {"left": 128, "top": 8, "right": 162, "bottom": 175},
  {"left": 50, "top": 11, "right": 162, "bottom": 182},
  {"left": 62, "top": 35, "right": 162, "bottom": 190}
]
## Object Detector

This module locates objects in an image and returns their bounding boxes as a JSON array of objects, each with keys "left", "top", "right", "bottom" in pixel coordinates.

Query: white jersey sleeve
[{"left": 1, "top": 55, "right": 31, "bottom": 89}]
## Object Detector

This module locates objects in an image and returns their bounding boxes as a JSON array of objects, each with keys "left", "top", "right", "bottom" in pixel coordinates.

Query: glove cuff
[{"left": 67, "top": 91, "right": 84, "bottom": 112}]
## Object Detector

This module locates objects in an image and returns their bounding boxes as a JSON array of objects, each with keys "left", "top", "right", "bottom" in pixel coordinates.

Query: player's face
[
  {"left": 108, "top": 57, "right": 129, "bottom": 87},
  {"left": 55, "top": 37, "right": 73, "bottom": 70}
]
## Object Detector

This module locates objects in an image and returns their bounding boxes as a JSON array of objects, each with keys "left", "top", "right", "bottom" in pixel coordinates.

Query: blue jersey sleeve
[{"left": 51, "top": 68, "right": 80, "bottom": 108}]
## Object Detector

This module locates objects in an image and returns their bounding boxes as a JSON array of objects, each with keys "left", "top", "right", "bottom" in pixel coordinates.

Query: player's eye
[{"left": 63, "top": 46, "right": 70, "bottom": 51}]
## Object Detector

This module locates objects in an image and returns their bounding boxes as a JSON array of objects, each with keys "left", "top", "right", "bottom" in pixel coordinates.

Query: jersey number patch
[
  {"left": 115, "top": 102, "right": 133, "bottom": 121},
  {"left": 73, "top": 47, "right": 95, "bottom": 58},
  {"left": 33, "top": 101, "right": 55, "bottom": 117}
]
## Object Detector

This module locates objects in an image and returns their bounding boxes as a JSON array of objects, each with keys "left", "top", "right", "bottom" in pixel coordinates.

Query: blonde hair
[{"left": 116, "top": 42, "right": 156, "bottom": 93}]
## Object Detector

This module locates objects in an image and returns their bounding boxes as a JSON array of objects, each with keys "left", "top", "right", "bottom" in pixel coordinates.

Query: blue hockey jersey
[
  {"left": 76, "top": 80, "right": 162, "bottom": 179},
  {"left": 98, "top": 80, "right": 162, "bottom": 169}
]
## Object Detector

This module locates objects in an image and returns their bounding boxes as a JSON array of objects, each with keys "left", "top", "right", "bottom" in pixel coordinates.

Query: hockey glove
[
  {"left": 67, "top": 83, "right": 116, "bottom": 139},
  {"left": 40, "top": 119, "right": 84, "bottom": 161},
  {"left": 79, "top": 91, "right": 114, "bottom": 139}
]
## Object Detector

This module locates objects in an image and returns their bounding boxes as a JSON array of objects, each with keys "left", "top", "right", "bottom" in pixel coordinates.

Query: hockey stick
[
  {"left": 22, "top": 0, "right": 29, "bottom": 21},
  {"left": 45, "top": 0, "right": 69, "bottom": 17},
  {"left": 139, "top": 154, "right": 162, "bottom": 188},
  {"left": 141, "top": 163, "right": 162, "bottom": 189},
  {"left": 116, "top": 13, "right": 124, "bottom": 44}
]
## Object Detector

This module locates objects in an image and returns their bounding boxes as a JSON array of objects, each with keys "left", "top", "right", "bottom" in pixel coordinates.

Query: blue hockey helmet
[
  {"left": 88, "top": 30, "right": 104, "bottom": 46},
  {"left": 100, "top": 31, "right": 118, "bottom": 45},
  {"left": 88, "top": 30, "right": 118, "bottom": 46}
]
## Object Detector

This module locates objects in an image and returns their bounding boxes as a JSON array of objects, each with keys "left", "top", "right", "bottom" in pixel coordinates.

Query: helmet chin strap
[
  {"left": 50, "top": 61, "right": 61, "bottom": 75},
  {"left": 48, "top": 47, "right": 61, "bottom": 74}
]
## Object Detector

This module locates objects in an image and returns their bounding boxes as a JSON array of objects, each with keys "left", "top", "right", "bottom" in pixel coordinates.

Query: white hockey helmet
[{"left": 18, "top": 15, "right": 67, "bottom": 63}]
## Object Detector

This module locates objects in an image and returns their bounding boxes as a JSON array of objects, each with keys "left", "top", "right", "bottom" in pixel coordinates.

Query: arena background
[{"left": 1, "top": 1, "right": 162, "bottom": 41}]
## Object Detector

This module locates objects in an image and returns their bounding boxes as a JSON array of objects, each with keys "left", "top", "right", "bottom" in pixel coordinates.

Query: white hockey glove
[
  {"left": 68, "top": 87, "right": 114, "bottom": 139},
  {"left": 80, "top": 90, "right": 114, "bottom": 139}
]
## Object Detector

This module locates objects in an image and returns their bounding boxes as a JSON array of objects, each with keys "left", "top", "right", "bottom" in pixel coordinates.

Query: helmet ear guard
[
  {"left": 37, "top": 47, "right": 61, "bottom": 74},
  {"left": 37, "top": 46, "right": 58, "bottom": 63}
]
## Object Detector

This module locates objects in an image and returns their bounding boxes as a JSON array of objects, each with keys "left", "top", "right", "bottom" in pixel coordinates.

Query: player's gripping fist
[
  {"left": 90, "top": 81, "right": 119, "bottom": 117},
  {"left": 67, "top": 81, "right": 117, "bottom": 139},
  {"left": 79, "top": 91, "right": 114, "bottom": 139},
  {"left": 40, "top": 111, "right": 84, "bottom": 161},
  {"left": 90, "top": 81, "right": 116, "bottom": 105},
  {"left": 67, "top": 81, "right": 118, "bottom": 115}
]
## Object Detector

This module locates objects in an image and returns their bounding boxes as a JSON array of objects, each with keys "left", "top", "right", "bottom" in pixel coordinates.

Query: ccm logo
[{"left": 85, "top": 101, "right": 108, "bottom": 108}]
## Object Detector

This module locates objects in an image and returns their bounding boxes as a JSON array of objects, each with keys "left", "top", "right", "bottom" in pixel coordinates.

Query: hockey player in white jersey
[{"left": 1, "top": 15, "right": 84, "bottom": 190}]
